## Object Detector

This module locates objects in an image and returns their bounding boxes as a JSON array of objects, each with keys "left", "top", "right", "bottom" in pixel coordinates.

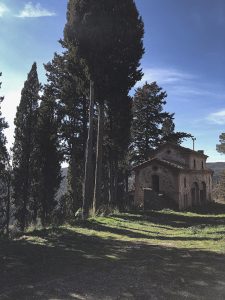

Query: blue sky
[{"left": 0, "top": 0, "right": 225, "bottom": 162}]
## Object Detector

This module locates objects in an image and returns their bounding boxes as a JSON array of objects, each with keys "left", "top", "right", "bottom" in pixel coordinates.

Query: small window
[
  {"left": 152, "top": 165, "right": 158, "bottom": 171},
  {"left": 167, "top": 149, "right": 171, "bottom": 154},
  {"left": 193, "top": 159, "right": 196, "bottom": 169},
  {"left": 184, "top": 177, "right": 186, "bottom": 188},
  {"left": 201, "top": 161, "right": 204, "bottom": 169}
]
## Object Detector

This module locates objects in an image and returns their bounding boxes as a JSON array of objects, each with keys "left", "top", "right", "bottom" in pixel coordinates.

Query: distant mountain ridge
[{"left": 207, "top": 162, "right": 225, "bottom": 183}]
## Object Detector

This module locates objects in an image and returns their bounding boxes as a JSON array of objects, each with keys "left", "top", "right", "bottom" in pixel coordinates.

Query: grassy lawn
[{"left": 1, "top": 203, "right": 225, "bottom": 299}]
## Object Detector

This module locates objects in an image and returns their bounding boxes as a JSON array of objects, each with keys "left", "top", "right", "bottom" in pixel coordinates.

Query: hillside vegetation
[{"left": 1, "top": 204, "right": 225, "bottom": 299}]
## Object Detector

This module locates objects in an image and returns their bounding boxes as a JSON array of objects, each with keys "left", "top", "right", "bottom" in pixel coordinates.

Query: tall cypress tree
[
  {"left": 12, "top": 63, "right": 41, "bottom": 231},
  {"left": 105, "top": 94, "right": 132, "bottom": 206},
  {"left": 64, "top": 0, "right": 144, "bottom": 215},
  {"left": 0, "top": 72, "right": 10, "bottom": 234},
  {"left": 33, "top": 85, "right": 63, "bottom": 226}
]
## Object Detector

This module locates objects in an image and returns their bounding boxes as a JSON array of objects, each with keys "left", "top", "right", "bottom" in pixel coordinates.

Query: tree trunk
[
  {"left": 114, "top": 161, "right": 118, "bottom": 207},
  {"left": 5, "top": 175, "right": 11, "bottom": 237},
  {"left": 93, "top": 101, "right": 104, "bottom": 214},
  {"left": 82, "top": 80, "right": 94, "bottom": 219},
  {"left": 108, "top": 153, "right": 117, "bottom": 205},
  {"left": 108, "top": 157, "right": 114, "bottom": 204},
  {"left": 70, "top": 145, "right": 79, "bottom": 212}
]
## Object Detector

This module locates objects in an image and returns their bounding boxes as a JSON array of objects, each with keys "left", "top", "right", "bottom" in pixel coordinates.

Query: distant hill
[{"left": 207, "top": 162, "right": 225, "bottom": 184}]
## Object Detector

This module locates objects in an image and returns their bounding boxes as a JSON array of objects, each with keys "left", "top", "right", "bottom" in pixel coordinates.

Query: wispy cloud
[
  {"left": 207, "top": 109, "right": 225, "bottom": 125},
  {"left": 170, "top": 85, "right": 225, "bottom": 99},
  {"left": 17, "top": 2, "right": 56, "bottom": 18},
  {"left": 138, "top": 67, "right": 195, "bottom": 86},
  {"left": 136, "top": 67, "right": 225, "bottom": 103},
  {"left": 0, "top": 3, "right": 9, "bottom": 17}
]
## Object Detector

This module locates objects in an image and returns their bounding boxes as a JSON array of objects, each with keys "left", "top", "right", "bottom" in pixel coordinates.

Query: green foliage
[
  {"left": 131, "top": 82, "right": 169, "bottom": 163},
  {"left": 161, "top": 114, "right": 192, "bottom": 144},
  {"left": 44, "top": 46, "right": 90, "bottom": 213},
  {"left": 64, "top": 0, "right": 144, "bottom": 100},
  {"left": 64, "top": 0, "right": 144, "bottom": 213},
  {"left": 0, "top": 72, "right": 10, "bottom": 234},
  {"left": 12, "top": 63, "right": 41, "bottom": 231},
  {"left": 131, "top": 82, "right": 191, "bottom": 164},
  {"left": 216, "top": 133, "right": 225, "bottom": 154},
  {"left": 33, "top": 85, "right": 63, "bottom": 226}
]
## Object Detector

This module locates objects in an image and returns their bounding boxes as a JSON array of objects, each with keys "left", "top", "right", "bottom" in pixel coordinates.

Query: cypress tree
[
  {"left": 106, "top": 94, "right": 132, "bottom": 206},
  {"left": 34, "top": 85, "right": 63, "bottom": 226},
  {"left": 0, "top": 72, "right": 10, "bottom": 234},
  {"left": 64, "top": 0, "right": 144, "bottom": 215},
  {"left": 12, "top": 63, "right": 41, "bottom": 231}
]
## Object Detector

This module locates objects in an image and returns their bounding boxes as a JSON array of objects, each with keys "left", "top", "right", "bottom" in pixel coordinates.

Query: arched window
[
  {"left": 184, "top": 177, "right": 186, "bottom": 188},
  {"left": 193, "top": 159, "right": 196, "bottom": 169},
  {"left": 201, "top": 161, "right": 204, "bottom": 169}
]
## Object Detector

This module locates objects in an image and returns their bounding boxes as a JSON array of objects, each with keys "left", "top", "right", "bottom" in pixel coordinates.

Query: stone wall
[
  {"left": 178, "top": 171, "right": 213, "bottom": 209},
  {"left": 188, "top": 154, "right": 206, "bottom": 170},
  {"left": 155, "top": 146, "right": 188, "bottom": 165},
  {"left": 134, "top": 163, "right": 179, "bottom": 208}
]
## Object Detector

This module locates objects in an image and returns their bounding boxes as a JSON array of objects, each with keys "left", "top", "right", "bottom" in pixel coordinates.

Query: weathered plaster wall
[
  {"left": 188, "top": 154, "right": 207, "bottom": 170},
  {"left": 155, "top": 146, "right": 188, "bottom": 165},
  {"left": 178, "top": 172, "right": 213, "bottom": 209},
  {"left": 134, "top": 163, "right": 179, "bottom": 207}
]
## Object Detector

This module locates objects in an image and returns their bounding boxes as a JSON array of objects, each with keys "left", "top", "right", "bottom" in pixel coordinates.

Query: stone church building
[{"left": 133, "top": 142, "right": 213, "bottom": 210}]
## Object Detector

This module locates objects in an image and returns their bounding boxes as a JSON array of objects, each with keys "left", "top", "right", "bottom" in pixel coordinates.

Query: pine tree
[
  {"left": 0, "top": 72, "right": 10, "bottom": 234},
  {"left": 161, "top": 114, "right": 192, "bottom": 145},
  {"left": 131, "top": 82, "right": 191, "bottom": 165},
  {"left": 34, "top": 86, "right": 63, "bottom": 226},
  {"left": 64, "top": 0, "right": 144, "bottom": 215},
  {"left": 131, "top": 82, "right": 168, "bottom": 164},
  {"left": 12, "top": 63, "right": 41, "bottom": 231},
  {"left": 217, "top": 133, "right": 225, "bottom": 154}
]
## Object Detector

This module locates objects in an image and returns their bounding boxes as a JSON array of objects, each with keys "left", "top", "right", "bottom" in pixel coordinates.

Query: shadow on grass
[
  {"left": 1, "top": 225, "right": 225, "bottom": 299},
  {"left": 111, "top": 202, "right": 225, "bottom": 229},
  {"left": 72, "top": 219, "right": 221, "bottom": 242}
]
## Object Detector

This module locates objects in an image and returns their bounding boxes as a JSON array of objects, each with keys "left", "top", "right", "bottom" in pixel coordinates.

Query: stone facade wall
[
  {"left": 178, "top": 171, "right": 213, "bottom": 209},
  {"left": 188, "top": 154, "right": 206, "bottom": 170},
  {"left": 134, "top": 144, "right": 213, "bottom": 210},
  {"left": 155, "top": 145, "right": 188, "bottom": 165},
  {"left": 134, "top": 163, "right": 179, "bottom": 208}
]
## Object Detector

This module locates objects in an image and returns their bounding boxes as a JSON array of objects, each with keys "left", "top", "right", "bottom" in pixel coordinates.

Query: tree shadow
[
  {"left": 112, "top": 204, "right": 225, "bottom": 229},
  {"left": 69, "top": 219, "right": 221, "bottom": 242},
  {"left": 1, "top": 227, "right": 225, "bottom": 299}
]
